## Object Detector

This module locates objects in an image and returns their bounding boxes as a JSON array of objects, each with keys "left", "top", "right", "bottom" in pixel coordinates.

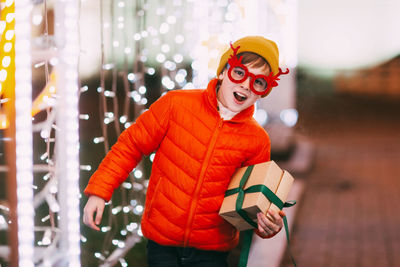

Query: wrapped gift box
[{"left": 219, "top": 161, "right": 294, "bottom": 231}]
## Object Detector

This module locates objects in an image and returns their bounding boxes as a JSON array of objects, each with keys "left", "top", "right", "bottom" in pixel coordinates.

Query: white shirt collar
[{"left": 217, "top": 99, "right": 239, "bottom": 120}]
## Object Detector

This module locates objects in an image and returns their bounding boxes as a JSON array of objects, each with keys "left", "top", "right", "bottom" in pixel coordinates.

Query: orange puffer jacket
[{"left": 84, "top": 79, "right": 270, "bottom": 251}]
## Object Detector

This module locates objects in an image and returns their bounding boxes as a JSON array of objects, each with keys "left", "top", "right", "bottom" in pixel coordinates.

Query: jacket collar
[{"left": 205, "top": 78, "right": 255, "bottom": 123}]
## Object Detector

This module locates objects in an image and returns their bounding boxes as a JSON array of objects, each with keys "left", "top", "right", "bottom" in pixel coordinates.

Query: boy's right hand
[{"left": 83, "top": 195, "right": 106, "bottom": 231}]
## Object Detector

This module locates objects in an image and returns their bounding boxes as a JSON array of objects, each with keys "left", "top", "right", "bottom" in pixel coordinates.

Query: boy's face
[{"left": 217, "top": 63, "right": 269, "bottom": 113}]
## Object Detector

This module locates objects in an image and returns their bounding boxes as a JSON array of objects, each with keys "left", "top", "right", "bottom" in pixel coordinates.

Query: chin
[{"left": 229, "top": 102, "right": 249, "bottom": 113}]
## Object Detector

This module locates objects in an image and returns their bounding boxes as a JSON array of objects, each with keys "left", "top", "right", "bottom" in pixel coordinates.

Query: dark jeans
[{"left": 146, "top": 239, "right": 229, "bottom": 267}]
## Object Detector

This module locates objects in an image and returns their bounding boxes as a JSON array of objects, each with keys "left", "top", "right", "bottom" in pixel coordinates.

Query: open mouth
[{"left": 233, "top": 92, "right": 248, "bottom": 102}]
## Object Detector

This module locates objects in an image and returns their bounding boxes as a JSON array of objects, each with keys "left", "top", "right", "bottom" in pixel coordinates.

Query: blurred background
[{"left": 0, "top": 0, "right": 399, "bottom": 266}]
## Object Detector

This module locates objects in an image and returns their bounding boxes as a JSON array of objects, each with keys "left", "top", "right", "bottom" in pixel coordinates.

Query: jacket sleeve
[{"left": 84, "top": 92, "right": 173, "bottom": 201}]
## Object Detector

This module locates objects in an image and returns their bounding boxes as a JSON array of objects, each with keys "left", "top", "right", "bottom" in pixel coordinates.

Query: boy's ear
[{"left": 218, "top": 69, "right": 225, "bottom": 80}]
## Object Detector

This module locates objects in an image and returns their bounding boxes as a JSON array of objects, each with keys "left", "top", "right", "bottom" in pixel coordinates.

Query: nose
[{"left": 240, "top": 76, "right": 252, "bottom": 91}]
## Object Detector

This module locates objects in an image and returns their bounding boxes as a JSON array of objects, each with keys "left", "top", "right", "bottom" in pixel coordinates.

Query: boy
[{"left": 83, "top": 36, "right": 289, "bottom": 266}]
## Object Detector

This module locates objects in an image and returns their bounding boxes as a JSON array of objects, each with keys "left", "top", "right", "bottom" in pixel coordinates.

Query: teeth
[
  {"left": 235, "top": 92, "right": 247, "bottom": 98},
  {"left": 233, "top": 92, "right": 248, "bottom": 102}
]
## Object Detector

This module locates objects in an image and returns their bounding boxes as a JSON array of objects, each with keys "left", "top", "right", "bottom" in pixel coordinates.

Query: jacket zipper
[{"left": 183, "top": 118, "right": 224, "bottom": 246}]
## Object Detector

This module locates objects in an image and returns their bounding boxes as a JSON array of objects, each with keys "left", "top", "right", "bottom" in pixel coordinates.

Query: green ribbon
[{"left": 225, "top": 165, "right": 297, "bottom": 267}]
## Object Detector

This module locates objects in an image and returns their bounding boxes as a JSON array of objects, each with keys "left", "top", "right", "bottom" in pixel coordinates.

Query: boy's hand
[
  {"left": 256, "top": 210, "right": 285, "bottom": 238},
  {"left": 83, "top": 195, "right": 106, "bottom": 231}
]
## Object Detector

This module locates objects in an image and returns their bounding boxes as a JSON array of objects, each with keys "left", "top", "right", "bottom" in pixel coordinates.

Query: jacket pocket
[{"left": 146, "top": 176, "right": 163, "bottom": 219}]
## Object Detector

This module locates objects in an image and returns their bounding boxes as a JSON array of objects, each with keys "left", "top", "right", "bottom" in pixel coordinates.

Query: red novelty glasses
[
  {"left": 226, "top": 43, "right": 289, "bottom": 96},
  {"left": 227, "top": 64, "right": 269, "bottom": 95}
]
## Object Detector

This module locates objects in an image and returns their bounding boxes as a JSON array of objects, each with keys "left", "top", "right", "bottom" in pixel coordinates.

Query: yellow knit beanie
[{"left": 216, "top": 36, "right": 280, "bottom": 76}]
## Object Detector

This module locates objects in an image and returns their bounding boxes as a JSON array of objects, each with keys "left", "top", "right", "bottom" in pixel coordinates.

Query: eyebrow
[{"left": 245, "top": 63, "right": 271, "bottom": 76}]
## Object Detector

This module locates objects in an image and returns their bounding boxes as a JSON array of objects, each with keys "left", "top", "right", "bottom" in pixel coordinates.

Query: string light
[
  {"left": 79, "top": 114, "right": 90, "bottom": 120},
  {"left": 133, "top": 205, "right": 143, "bottom": 214},
  {"left": 0, "top": 112, "right": 9, "bottom": 129},
  {"left": 138, "top": 86, "right": 146, "bottom": 94},
  {"left": 133, "top": 169, "right": 143, "bottom": 179},
  {"left": 54, "top": 0, "right": 81, "bottom": 265},
  {"left": 32, "top": 14, "right": 43, "bottom": 26},
  {"left": 40, "top": 152, "right": 48, "bottom": 161},
  {"left": 82, "top": 1, "right": 216, "bottom": 264},
  {"left": 122, "top": 182, "right": 132, "bottom": 189},
  {"left": 43, "top": 173, "right": 51, "bottom": 181},
  {"left": 111, "top": 206, "right": 122, "bottom": 215},
  {"left": 122, "top": 206, "right": 130, "bottom": 213},
  {"left": 80, "top": 235, "right": 87, "bottom": 243},
  {"left": 101, "top": 226, "right": 111, "bottom": 233},
  {"left": 80, "top": 165, "right": 92, "bottom": 171},
  {"left": 94, "top": 252, "right": 106, "bottom": 260},
  {"left": 80, "top": 85, "right": 89, "bottom": 92},
  {"left": 15, "top": 0, "right": 34, "bottom": 265},
  {"left": 49, "top": 57, "right": 59, "bottom": 66},
  {"left": 104, "top": 90, "right": 115, "bottom": 97},
  {"left": 41, "top": 215, "right": 50, "bottom": 222},
  {"left": 38, "top": 229, "right": 52, "bottom": 246},
  {"left": 147, "top": 67, "right": 155, "bottom": 75},
  {"left": 0, "top": 216, "right": 7, "bottom": 231},
  {"left": 120, "top": 229, "right": 127, "bottom": 236}
]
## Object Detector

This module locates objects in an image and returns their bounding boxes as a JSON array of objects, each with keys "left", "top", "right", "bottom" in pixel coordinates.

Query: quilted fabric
[{"left": 84, "top": 78, "right": 271, "bottom": 251}]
